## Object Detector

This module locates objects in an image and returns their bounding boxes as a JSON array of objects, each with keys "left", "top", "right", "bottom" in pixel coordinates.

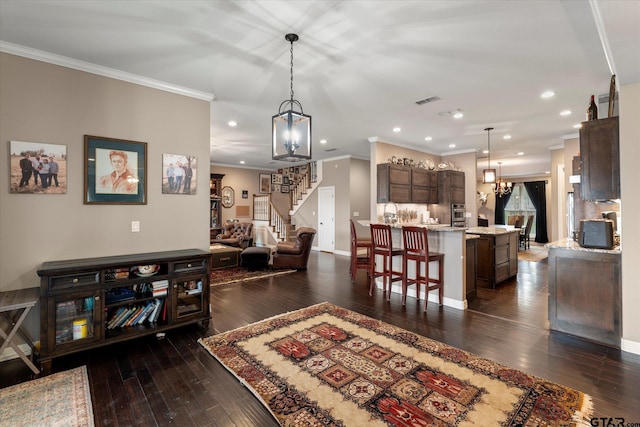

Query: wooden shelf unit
[{"left": 37, "top": 249, "right": 211, "bottom": 374}]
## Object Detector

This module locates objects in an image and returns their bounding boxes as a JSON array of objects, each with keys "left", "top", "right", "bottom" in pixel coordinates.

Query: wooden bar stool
[
  {"left": 401, "top": 226, "right": 444, "bottom": 311},
  {"left": 369, "top": 224, "right": 403, "bottom": 299},
  {"left": 350, "top": 219, "right": 372, "bottom": 282}
]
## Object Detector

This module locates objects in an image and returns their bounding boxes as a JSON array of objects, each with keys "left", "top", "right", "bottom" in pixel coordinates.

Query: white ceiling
[{"left": 1, "top": 1, "right": 639, "bottom": 179}]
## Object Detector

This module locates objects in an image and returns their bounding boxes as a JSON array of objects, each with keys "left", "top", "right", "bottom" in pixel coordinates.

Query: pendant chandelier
[
  {"left": 495, "top": 161, "right": 512, "bottom": 197},
  {"left": 482, "top": 127, "right": 496, "bottom": 184},
  {"left": 272, "top": 33, "right": 312, "bottom": 162}
]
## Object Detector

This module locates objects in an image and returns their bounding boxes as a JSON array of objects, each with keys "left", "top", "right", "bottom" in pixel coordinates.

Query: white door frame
[{"left": 318, "top": 186, "right": 335, "bottom": 252}]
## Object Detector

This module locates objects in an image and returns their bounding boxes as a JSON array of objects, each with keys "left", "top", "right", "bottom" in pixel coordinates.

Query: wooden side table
[{"left": 0, "top": 287, "right": 40, "bottom": 374}]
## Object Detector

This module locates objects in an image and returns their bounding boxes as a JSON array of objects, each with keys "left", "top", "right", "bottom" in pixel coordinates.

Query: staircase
[{"left": 253, "top": 161, "right": 320, "bottom": 243}]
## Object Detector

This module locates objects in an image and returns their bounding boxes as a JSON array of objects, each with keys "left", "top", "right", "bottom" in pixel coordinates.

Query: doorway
[{"left": 317, "top": 186, "right": 335, "bottom": 252}]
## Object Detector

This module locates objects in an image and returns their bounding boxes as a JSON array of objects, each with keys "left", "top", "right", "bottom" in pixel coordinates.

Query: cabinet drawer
[
  {"left": 175, "top": 259, "right": 206, "bottom": 273},
  {"left": 495, "top": 262, "right": 510, "bottom": 283},
  {"left": 48, "top": 272, "right": 100, "bottom": 291},
  {"left": 495, "top": 234, "right": 510, "bottom": 246},
  {"left": 495, "top": 245, "right": 509, "bottom": 265}
]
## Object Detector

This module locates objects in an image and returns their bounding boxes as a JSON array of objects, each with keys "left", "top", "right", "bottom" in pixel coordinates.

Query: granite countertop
[
  {"left": 546, "top": 239, "right": 621, "bottom": 254},
  {"left": 357, "top": 220, "right": 465, "bottom": 232},
  {"left": 465, "top": 227, "right": 521, "bottom": 235}
]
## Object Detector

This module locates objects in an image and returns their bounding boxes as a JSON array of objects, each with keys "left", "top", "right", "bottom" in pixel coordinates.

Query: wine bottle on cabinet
[{"left": 586, "top": 95, "right": 598, "bottom": 121}]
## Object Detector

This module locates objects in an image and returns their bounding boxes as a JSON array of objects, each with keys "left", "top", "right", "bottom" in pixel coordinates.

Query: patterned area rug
[
  {"left": 211, "top": 267, "right": 296, "bottom": 286},
  {"left": 199, "top": 302, "right": 592, "bottom": 426},
  {"left": 0, "top": 365, "right": 94, "bottom": 427}
]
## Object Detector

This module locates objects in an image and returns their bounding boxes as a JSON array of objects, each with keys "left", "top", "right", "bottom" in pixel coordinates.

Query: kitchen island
[
  {"left": 466, "top": 227, "right": 520, "bottom": 288},
  {"left": 547, "top": 239, "right": 621, "bottom": 348},
  {"left": 357, "top": 221, "right": 468, "bottom": 310}
]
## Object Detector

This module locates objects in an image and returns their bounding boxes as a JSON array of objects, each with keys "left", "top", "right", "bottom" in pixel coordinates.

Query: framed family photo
[
  {"left": 84, "top": 135, "right": 147, "bottom": 204},
  {"left": 162, "top": 153, "right": 197, "bottom": 195},
  {"left": 9, "top": 140, "right": 67, "bottom": 194}
]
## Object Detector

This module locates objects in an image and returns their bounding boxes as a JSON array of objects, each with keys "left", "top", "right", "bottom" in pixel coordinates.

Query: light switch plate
[{"left": 131, "top": 221, "right": 140, "bottom": 232}]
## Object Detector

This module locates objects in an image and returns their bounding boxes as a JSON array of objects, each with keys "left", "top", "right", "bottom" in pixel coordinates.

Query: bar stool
[
  {"left": 401, "top": 226, "right": 444, "bottom": 311},
  {"left": 370, "top": 223, "right": 403, "bottom": 299},
  {"left": 350, "top": 220, "right": 372, "bottom": 282}
]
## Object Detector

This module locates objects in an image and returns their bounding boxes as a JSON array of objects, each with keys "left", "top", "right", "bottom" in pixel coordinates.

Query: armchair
[
  {"left": 215, "top": 221, "right": 253, "bottom": 248},
  {"left": 272, "top": 227, "right": 316, "bottom": 270}
]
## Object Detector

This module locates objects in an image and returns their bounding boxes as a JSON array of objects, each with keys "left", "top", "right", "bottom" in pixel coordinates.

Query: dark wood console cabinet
[
  {"left": 580, "top": 117, "right": 619, "bottom": 200},
  {"left": 37, "top": 249, "right": 211, "bottom": 374},
  {"left": 548, "top": 247, "right": 621, "bottom": 348}
]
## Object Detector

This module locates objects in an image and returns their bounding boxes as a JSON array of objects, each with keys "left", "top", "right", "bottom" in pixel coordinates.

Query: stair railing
[{"left": 252, "top": 194, "right": 289, "bottom": 241}]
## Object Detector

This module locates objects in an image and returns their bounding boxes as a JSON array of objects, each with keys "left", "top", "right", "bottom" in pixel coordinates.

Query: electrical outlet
[
  {"left": 131, "top": 221, "right": 140, "bottom": 232},
  {"left": 353, "top": 211, "right": 359, "bottom": 217}
]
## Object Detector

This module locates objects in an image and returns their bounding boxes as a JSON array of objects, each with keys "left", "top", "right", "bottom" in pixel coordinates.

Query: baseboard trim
[{"left": 621, "top": 338, "right": 640, "bottom": 355}]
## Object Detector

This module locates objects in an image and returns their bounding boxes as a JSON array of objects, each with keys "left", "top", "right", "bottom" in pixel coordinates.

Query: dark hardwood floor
[{"left": 2, "top": 250, "right": 640, "bottom": 425}]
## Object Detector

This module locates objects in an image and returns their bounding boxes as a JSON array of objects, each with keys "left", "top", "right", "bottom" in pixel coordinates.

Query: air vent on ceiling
[
  {"left": 325, "top": 148, "right": 338, "bottom": 152},
  {"left": 415, "top": 96, "right": 441, "bottom": 105}
]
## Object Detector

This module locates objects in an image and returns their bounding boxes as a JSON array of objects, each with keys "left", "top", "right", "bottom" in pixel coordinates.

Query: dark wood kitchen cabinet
[
  {"left": 580, "top": 117, "right": 619, "bottom": 200},
  {"left": 411, "top": 168, "right": 438, "bottom": 203},
  {"left": 376, "top": 164, "right": 411, "bottom": 203},
  {"left": 470, "top": 230, "right": 518, "bottom": 288},
  {"left": 548, "top": 246, "right": 621, "bottom": 348},
  {"left": 437, "top": 170, "right": 465, "bottom": 204},
  {"left": 465, "top": 236, "right": 477, "bottom": 301}
]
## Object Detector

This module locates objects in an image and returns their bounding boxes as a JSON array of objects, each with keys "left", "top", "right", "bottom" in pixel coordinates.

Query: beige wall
[
  {"left": 349, "top": 158, "right": 372, "bottom": 241},
  {"left": 620, "top": 81, "right": 640, "bottom": 350},
  {"left": 0, "top": 53, "right": 211, "bottom": 293},
  {"left": 210, "top": 165, "right": 273, "bottom": 222}
]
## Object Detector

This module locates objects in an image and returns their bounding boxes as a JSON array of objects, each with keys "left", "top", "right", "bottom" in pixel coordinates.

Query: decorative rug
[
  {"left": 0, "top": 365, "right": 94, "bottom": 427},
  {"left": 519, "top": 244, "right": 549, "bottom": 263},
  {"left": 211, "top": 267, "right": 296, "bottom": 286},
  {"left": 199, "top": 302, "right": 592, "bottom": 426}
]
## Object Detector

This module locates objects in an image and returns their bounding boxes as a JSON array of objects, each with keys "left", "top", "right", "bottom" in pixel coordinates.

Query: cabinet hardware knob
[
  {"left": 173, "top": 284, "right": 177, "bottom": 288},
  {"left": 73, "top": 278, "right": 79, "bottom": 283},
  {"left": 187, "top": 263, "right": 192, "bottom": 268},
  {"left": 95, "top": 296, "right": 100, "bottom": 301}
]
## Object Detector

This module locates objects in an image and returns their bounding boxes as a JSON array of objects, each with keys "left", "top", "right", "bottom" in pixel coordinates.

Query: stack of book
[
  {"left": 151, "top": 280, "right": 168, "bottom": 297},
  {"left": 106, "top": 298, "right": 165, "bottom": 329}
]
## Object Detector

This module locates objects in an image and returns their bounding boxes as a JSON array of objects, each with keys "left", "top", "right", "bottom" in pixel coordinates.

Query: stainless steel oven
[{"left": 452, "top": 203, "right": 466, "bottom": 227}]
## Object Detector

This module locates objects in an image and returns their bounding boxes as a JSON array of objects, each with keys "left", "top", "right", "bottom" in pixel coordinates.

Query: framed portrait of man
[{"left": 84, "top": 135, "right": 147, "bottom": 204}]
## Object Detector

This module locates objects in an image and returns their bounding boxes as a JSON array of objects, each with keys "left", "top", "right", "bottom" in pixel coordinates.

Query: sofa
[
  {"left": 272, "top": 227, "right": 316, "bottom": 270},
  {"left": 215, "top": 221, "right": 253, "bottom": 248}
]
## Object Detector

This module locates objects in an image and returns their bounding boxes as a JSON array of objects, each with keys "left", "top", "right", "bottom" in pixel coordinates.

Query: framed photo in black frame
[{"left": 84, "top": 135, "right": 147, "bottom": 204}]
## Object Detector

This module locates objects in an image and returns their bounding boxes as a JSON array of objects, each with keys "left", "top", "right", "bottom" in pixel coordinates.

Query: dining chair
[
  {"left": 350, "top": 219, "right": 372, "bottom": 282},
  {"left": 520, "top": 215, "right": 534, "bottom": 250},
  {"left": 369, "top": 224, "right": 403, "bottom": 299},
  {"left": 401, "top": 226, "right": 444, "bottom": 312}
]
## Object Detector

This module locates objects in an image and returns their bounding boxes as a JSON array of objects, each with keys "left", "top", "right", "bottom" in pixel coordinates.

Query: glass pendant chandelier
[
  {"left": 272, "top": 33, "right": 312, "bottom": 162},
  {"left": 482, "top": 127, "right": 496, "bottom": 184},
  {"left": 494, "top": 162, "right": 512, "bottom": 197}
]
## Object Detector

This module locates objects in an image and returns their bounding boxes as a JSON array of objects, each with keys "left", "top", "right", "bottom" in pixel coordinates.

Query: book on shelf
[
  {"left": 151, "top": 279, "right": 168, "bottom": 289},
  {"left": 107, "top": 306, "right": 129, "bottom": 329},
  {"left": 123, "top": 307, "right": 141, "bottom": 327},
  {"left": 148, "top": 298, "right": 164, "bottom": 323},
  {"left": 186, "top": 289, "right": 202, "bottom": 295},
  {"left": 114, "top": 307, "right": 137, "bottom": 328},
  {"left": 136, "top": 301, "right": 156, "bottom": 325}
]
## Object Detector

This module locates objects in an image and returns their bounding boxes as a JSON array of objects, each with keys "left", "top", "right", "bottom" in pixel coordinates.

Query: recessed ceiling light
[
  {"left": 228, "top": 120, "right": 237, "bottom": 127},
  {"left": 541, "top": 91, "right": 555, "bottom": 99},
  {"left": 517, "top": 152, "right": 524, "bottom": 156},
  {"left": 573, "top": 123, "right": 582, "bottom": 129},
  {"left": 545, "top": 171, "right": 551, "bottom": 174},
  {"left": 503, "top": 135, "right": 512, "bottom": 140},
  {"left": 449, "top": 144, "right": 456, "bottom": 148},
  {"left": 240, "top": 160, "right": 245, "bottom": 164},
  {"left": 393, "top": 127, "right": 401, "bottom": 133},
  {"left": 482, "top": 149, "right": 489, "bottom": 154},
  {"left": 320, "top": 139, "right": 327, "bottom": 144},
  {"left": 560, "top": 110, "right": 572, "bottom": 116},
  {"left": 453, "top": 111, "right": 464, "bottom": 119},
  {"left": 424, "top": 136, "right": 432, "bottom": 141}
]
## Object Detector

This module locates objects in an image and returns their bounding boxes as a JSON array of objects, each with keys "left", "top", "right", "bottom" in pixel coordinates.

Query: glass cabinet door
[
  {"left": 53, "top": 294, "right": 100, "bottom": 347},
  {"left": 173, "top": 278, "right": 204, "bottom": 321}
]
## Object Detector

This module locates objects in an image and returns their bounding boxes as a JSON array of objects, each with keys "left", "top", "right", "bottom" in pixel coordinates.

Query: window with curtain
[{"left": 504, "top": 183, "right": 536, "bottom": 236}]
